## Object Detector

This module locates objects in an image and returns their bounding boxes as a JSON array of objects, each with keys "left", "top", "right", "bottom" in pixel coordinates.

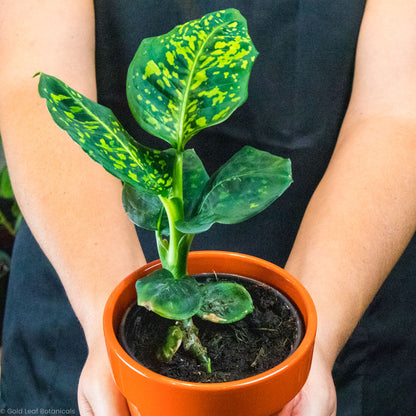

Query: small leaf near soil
[
  {"left": 136, "top": 269, "right": 202, "bottom": 320},
  {"left": 198, "top": 281, "right": 254, "bottom": 323}
]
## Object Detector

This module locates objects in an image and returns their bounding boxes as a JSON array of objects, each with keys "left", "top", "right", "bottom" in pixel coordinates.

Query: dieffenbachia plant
[{"left": 37, "top": 9, "right": 292, "bottom": 372}]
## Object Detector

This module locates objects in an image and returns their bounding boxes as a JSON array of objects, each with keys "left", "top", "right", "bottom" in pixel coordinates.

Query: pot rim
[{"left": 103, "top": 250, "right": 317, "bottom": 391}]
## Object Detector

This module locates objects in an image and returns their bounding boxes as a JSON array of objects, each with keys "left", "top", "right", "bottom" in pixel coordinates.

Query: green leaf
[
  {"left": 122, "top": 182, "right": 169, "bottom": 234},
  {"left": 157, "top": 325, "right": 184, "bottom": 362},
  {"left": 136, "top": 269, "right": 202, "bottom": 320},
  {"left": 0, "top": 167, "right": 14, "bottom": 199},
  {"left": 37, "top": 73, "right": 174, "bottom": 196},
  {"left": 122, "top": 148, "right": 208, "bottom": 232},
  {"left": 176, "top": 146, "right": 293, "bottom": 234},
  {"left": 127, "top": 8, "right": 258, "bottom": 148},
  {"left": 182, "top": 149, "right": 210, "bottom": 219},
  {"left": 197, "top": 282, "right": 254, "bottom": 323},
  {"left": 0, "top": 136, "right": 7, "bottom": 172}
]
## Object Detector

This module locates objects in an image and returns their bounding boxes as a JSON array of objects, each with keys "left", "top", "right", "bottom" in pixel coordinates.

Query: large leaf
[
  {"left": 122, "top": 148, "right": 209, "bottom": 233},
  {"left": 37, "top": 73, "right": 174, "bottom": 196},
  {"left": 136, "top": 269, "right": 202, "bottom": 320},
  {"left": 197, "top": 281, "right": 253, "bottom": 323},
  {"left": 176, "top": 146, "right": 293, "bottom": 234},
  {"left": 127, "top": 8, "right": 258, "bottom": 148}
]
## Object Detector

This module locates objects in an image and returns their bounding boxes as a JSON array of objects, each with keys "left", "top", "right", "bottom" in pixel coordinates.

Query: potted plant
[{"left": 37, "top": 9, "right": 317, "bottom": 416}]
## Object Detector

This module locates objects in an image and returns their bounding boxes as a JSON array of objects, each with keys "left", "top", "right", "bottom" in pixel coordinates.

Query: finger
[
  {"left": 78, "top": 382, "right": 131, "bottom": 416},
  {"left": 277, "top": 392, "right": 300, "bottom": 416},
  {"left": 78, "top": 392, "right": 94, "bottom": 416},
  {"left": 78, "top": 354, "right": 131, "bottom": 416}
]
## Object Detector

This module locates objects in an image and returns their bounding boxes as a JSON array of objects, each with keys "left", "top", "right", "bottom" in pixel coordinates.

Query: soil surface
[{"left": 119, "top": 274, "right": 304, "bottom": 383}]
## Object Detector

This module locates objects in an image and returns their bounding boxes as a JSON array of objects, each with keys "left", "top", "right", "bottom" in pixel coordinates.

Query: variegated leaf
[
  {"left": 176, "top": 146, "right": 293, "bottom": 234},
  {"left": 38, "top": 73, "right": 174, "bottom": 196},
  {"left": 197, "top": 282, "right": 253, "bottom": 323},
  {"left": 136, "top": 269, "right": 202, "bottom": 320},
  {"left": 122, "top": 148, "right": 208, "bottom": 233},
  {"left": 127, "top": 8, "right": 258, "bottom": 148}
]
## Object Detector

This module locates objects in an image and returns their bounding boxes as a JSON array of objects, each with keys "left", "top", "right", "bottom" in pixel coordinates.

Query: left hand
[
  {"left": 78, "top": 337, "right": 131, "bottom": 416},
  {"left": 278, "top": 344, "right": 336, "bottom": 416}
]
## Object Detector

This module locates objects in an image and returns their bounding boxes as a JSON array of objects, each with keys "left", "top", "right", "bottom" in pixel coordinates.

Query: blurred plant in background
[
  {"left": 0, "top": 134, "right": 22, "bottom": 343},
  {"left": 1, "top": 145, "right": 21, "bottom": 235}
]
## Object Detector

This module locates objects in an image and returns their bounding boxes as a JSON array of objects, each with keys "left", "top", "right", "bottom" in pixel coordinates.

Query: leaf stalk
[{"left": 158, "top": 150, "right": 194, "bottom": 279}]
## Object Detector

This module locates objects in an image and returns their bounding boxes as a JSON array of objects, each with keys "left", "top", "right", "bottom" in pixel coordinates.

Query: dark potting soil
[{"left": 119, "top": 274, "right": 304, "bottom": 383}]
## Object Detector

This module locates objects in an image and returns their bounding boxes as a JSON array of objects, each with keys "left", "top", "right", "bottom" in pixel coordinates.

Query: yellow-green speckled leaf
[
  {"left": 38, "top": 73, "right": 173, "bottom": 196},
  {"left": 127, "top": 8, "right": 258, "bottom": 148},
  {"left": 176, "top": 146, "right": 293, "bottom": 234}
]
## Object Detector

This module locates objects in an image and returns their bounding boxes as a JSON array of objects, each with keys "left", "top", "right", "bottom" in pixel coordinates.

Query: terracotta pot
[{"left": 103, "top": 251, "right": 317, "bottom": 416}]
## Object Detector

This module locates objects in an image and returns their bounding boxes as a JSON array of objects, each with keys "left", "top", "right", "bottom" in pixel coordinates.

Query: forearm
[
  {"left": 0, "top": 85, "right": 146, "bottom": 345},
  {"left": 0, "top": 0, "right": 146, "bottom": 346},
  {"left": 285, "top": 115, "right": 416, "bottom": 366}
]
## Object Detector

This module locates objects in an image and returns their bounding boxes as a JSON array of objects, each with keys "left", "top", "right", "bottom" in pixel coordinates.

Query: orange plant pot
[{"left": 103, "top": 251, "right": 317, "bottom": 416}]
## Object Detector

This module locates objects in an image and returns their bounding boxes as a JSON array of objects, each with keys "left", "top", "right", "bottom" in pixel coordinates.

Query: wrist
[
  {"left": 78, "top": 295, "right": 109, "bottom": 349},
  {"left": 60, "top": 249, "right": 146, "bottom": 348},
  {"left": 285, "top": 257, "right": 368, "bottom": 369},
  {"left": 312, "top": 327, "right": 344, "bottom": 370}
]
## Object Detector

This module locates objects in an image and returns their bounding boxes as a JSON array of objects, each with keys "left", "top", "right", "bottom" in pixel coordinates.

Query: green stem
[
  {"left": 156, "top": 148, "right": 210, "bottom": 369},
  {"left": 159, "top": 197, "right": 188, "bottom": 278},
  {"left": 158, "top": 149, "right": 195, "bottom": 279},
  {"left": 157, "top": 318, "right": 211, "bottom": 372},
  {"left": 180, "top": 318, "right": 212, "bottom": 373}
]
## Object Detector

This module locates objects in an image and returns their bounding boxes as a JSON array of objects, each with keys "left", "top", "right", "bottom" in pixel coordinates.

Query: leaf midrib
[
  {"left": 177, "top": 20, "right": 231, "bottom": 147},
  {"left": 69, "top": 94, "right": 144, "bottom": 170},
  {"left": 41, "top": 73, "right": 144, "bottom": 171}
]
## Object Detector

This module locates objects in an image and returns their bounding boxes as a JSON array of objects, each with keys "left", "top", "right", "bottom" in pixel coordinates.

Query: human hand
[
  {"left": 278, "top": 345, "right": 336, "bottom": 416},
  {"left": 78, "top": 338, "right": 130, "bottom": 416}
]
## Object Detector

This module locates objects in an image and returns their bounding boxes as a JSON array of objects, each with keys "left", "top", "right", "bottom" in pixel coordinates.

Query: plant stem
[
  {"left": 158, "top": 149, "right": 194, "bottom": 279},
  {"left": 159, "top": 197, "right": 188, "bottom": 278},
  {"left": 158, "top": 318, "right": 211, "bottom": 372},
  {"left": 180, "top": 318, "right": 212, "bottom": 373},
  {"left": 157, "top": 147, "right": 210, "bottom": 369}
]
